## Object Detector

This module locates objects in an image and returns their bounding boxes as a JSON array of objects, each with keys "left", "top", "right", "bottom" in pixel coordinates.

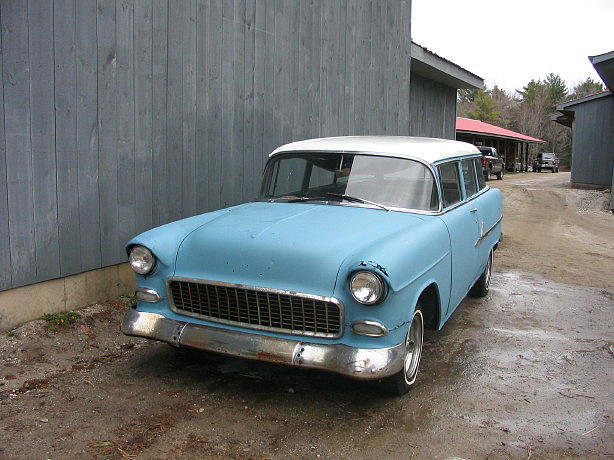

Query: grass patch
[
  {"left": 41, "top": 311, "right": 80, "bottom": 327},
  {"left": 6, "top": 330, "right": 16, "bottom": 338}
]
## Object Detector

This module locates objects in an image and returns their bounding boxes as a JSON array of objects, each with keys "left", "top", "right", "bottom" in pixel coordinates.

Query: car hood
[{"left": 174, "top": 202, "right": 425, "bottom": 296}]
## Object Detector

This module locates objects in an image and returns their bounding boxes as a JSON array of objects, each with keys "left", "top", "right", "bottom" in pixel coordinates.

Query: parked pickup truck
[
  {"left": 533, "top": 152, "right": 560, "bottom": 173},
  {"left": 478, "top": 146, "right": 504, "bottom": 180}
]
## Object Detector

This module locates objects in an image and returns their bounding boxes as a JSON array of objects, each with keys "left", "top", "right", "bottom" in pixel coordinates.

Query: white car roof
[{"left": 270, "top": 136, "right": 480, "bottom": 164}]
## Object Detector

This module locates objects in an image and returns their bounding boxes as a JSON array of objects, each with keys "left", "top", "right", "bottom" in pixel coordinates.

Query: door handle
[{"left": 470, "top": 208, "right": 478, "bottom": 212}]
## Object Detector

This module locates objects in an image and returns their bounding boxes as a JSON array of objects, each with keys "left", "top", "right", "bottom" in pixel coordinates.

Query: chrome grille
[{"left": 168, "top": 278, "right": 342, "bottom": 338}]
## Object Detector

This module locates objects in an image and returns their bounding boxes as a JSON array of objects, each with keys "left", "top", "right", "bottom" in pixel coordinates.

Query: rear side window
[
  {"left": 474, "top": 158, "right": 486, "bottom": 190},
  {"left": 461, "top": 159, "right": 478, "bottom": 197},
  {"left": 438, "top": 162, "right": 461, "bottom": 207}
]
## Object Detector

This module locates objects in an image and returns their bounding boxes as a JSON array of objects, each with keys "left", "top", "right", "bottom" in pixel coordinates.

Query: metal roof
[
  {"left": 557, "top": 90, "right": 613, "bottom": 109},
  {"left": 589, "top": 50, "right": 614, "bottom": 92},
  {"left": 410, "top": 42, "right": 484, "bottom": 90},
  {"left": 553, "top": 91, "right": 613, "bottom": 127},
  {"left": 456, "top": 117, "right": 546, "bottom": 143},
  {"left": 270, "top": 136, "right": 480, "bottom": 164}
]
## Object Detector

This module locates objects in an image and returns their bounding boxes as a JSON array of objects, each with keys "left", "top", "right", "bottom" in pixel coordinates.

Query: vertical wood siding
[
  {"left": 408, "top": 73, "right": 457, "bottom": 139},
  {"left": 0, "top": 0, "right": 415, "bottom": 291},
  {"left": 569, "top": 96, "right": 614, "bottom": 187}
]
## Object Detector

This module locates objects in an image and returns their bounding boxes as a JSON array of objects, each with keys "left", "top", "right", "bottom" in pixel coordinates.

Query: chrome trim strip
[
  {"left": 351, "top": 320, "right": 389, "bottom": 337},
  {"left": 121, "top": 309, "right": 404, "bottom": 380},
  {"left": 475, "top": 215, "right": 503, "bottom": 247},
  {"left": 166, "top": 276, "right": 344, "bottom": 339},
  {"left": 135, "top": 288, "right": 161, "bottom": 303}
]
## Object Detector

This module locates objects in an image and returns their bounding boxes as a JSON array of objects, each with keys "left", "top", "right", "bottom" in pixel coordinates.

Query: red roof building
[{"left": 456, "top": 117, "right": 545, "bottom": 172}]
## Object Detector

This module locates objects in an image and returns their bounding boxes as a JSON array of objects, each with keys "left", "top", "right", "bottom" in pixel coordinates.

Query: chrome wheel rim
[
  {"left": 404, "top": 310, "right": 424, "bottom": 385},
  {"left": 485, "top": 250, "right": 493, "bottom": 289}
]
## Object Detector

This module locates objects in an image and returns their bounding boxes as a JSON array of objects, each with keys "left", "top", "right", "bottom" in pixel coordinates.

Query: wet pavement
[{"left": 1, "top": 270, "right": 612, "bottom": 459}]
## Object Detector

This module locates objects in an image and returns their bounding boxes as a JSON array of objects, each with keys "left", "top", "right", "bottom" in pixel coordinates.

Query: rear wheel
[
  {"left": 380, "top": 309, "right": 424, "bottom": 396},
  {"left": 469, "top": 249, "right": 493, "bottom": 298},
  {"left": 484, "top": 169, "right": 491, "bottom": 181},
  {"left": 496, "top": 169, "right": 504, "bottom": 180}
]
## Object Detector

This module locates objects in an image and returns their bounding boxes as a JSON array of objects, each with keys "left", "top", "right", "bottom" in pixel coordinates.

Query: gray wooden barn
[
  {"left": 552, "top": 50, "right": 614, "bottom": 210},
  {"left": 0, "top": 0, "right": 482, "bottom": 329}
]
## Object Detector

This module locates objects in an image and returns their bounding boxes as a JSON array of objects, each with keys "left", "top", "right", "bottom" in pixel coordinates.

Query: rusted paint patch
[
  {"left": 256, "top": 351, "right": 288, "bottom": 364},
  {"left": 359, "top": 260, "right": 389, "bottom": 277}
]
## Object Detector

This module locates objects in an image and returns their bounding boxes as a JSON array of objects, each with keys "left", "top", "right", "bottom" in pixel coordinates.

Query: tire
[
  {"left": 484, "top": 169, "right": 491, "bottom": 181},
  {"left": 551, "top": 168, "right": 556, "bottom": 173},
  {"left": 537, "top": 168, "right": 541, "bottom": 173},
  {"left": 469, "top": 249, "right": 493, "bottom": 298},
  {"left": 496, "top": 169, "right": 503, "bottom": 180},
  {"left": 380, "top": 309, "right": 424, "bottom": 396}
]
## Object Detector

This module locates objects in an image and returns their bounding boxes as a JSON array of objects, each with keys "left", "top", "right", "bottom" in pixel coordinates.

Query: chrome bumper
[{"left": 121, "top": 309, "right": 404, "bottom": 380}]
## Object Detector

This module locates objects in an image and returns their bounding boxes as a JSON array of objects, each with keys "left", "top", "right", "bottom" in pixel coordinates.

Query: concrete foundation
[{"left": 0, "top": 263, "right": 135, "bottom": 331}]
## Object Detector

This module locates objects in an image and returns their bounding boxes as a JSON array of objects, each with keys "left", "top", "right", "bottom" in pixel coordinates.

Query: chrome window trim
[
  {"left": 261, "top": 151, "right": 488, "bottom": 216},
  {"left": 166, "top": 276, "right": 345, "bottom": 339},
  {"left": 435, "top": 156, "right": 490, "bottom": 213}
]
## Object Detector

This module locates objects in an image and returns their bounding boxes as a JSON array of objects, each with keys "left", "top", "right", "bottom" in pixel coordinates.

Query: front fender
[{"left": 333, "top": 215, "right": 451, "bottom": 345}]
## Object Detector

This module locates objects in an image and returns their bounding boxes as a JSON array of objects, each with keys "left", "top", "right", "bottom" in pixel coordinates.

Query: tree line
[{"left": 457, "top": 75, "right": 604, "bottom": 167}]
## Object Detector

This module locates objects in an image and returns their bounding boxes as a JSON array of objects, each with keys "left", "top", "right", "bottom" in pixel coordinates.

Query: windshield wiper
[
  {"left": 268, "top": 195, "right": 326, "bottom": 203},
  {"left": 326, "top": 192, "right": 390, "bottom": 211}
]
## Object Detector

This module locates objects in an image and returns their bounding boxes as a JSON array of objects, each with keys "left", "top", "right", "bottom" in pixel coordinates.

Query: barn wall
[
  {"left": 408, "top": 72, "right": 457, "bottom": 139},
  {"left": 0, "top": 0, "right": 412, "bottom": 292},
  {"left": 569, "top": 95, "right": 614, "bottom": 187}
]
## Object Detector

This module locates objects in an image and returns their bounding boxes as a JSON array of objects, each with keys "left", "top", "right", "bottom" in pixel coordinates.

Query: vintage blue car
[{"left": 122, "top": 136, "right": 502, "bottom": 395}]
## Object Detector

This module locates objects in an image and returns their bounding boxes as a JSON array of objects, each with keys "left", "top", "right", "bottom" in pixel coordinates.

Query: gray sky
[{"left": 412, "top": 0, "right": 613, "bottom": 94}]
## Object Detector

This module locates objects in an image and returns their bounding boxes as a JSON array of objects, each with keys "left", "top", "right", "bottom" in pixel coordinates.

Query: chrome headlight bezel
[
  {"left": 349, "top": 270, "right": 386, "bottom": 305},
  {"left": 129, "top": 245, "right": 156, "bottom": 275}
]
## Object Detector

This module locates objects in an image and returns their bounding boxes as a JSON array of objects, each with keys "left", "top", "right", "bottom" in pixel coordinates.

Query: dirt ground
[
  {"left": 495, "top": 172, "right": 613, "bottom": 288},
  {"left": 1, "top": 172, "right": 613, "bottom": 459}
]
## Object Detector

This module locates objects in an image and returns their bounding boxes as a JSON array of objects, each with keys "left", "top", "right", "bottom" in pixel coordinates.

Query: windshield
[
  {"left": 542, "top": 153, "right": 555, "bottom": 159},
  {"left": 260, "top": 153, "right": 439, "bottom": 211}
]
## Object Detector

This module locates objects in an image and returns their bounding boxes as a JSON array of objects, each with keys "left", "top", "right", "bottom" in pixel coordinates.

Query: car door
[{"left": 437, "top": 160, "right": 480, "bottom": 315}]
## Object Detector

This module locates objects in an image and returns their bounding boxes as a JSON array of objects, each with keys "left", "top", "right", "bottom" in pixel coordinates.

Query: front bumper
[{"left": 121, "top": 308, "right": 404, "bottom": 380}]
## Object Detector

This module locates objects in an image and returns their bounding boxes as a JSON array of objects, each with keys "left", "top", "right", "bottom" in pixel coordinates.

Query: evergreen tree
[
  {"left": 464, "top": 90, "right": 503, "bottom": 125},
  {"left": 570, "top": 77, "right": 604, "bottom": 99}
]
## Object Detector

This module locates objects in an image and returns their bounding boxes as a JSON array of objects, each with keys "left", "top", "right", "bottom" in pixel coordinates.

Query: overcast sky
[{"left": 411, "top": 0, "right": 613, "bottom": 94}]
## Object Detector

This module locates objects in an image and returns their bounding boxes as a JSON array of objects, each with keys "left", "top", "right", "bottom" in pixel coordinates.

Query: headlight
[
  {"left": 129, "top": 245, "right": 155, "bottom": 275},
  {"left": 349, "top": 271, "right": 385, "bottom": 305}
]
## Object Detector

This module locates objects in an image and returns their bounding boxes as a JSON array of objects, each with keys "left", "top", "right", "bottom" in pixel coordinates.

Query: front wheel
[
  {"left": 469, "top": 249, "right": 493, "bottom": 298},
  {"left": 380, "top": 309, "right": 424, "bottom": 396}
]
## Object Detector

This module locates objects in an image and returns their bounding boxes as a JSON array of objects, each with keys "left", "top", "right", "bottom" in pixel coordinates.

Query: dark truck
[
  {"left": 533, "top": 153, "right": 560, "bottom": 173},
  {"left": 478, "top": 146, "right": 504, "bottom": 180}
]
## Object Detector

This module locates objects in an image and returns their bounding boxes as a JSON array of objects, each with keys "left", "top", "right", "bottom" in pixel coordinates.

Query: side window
[
  {"left": 461, "top": 159, "right": 478, "bottom": 197},
  {"left": 438, "top": 162, "right": 462, "bottom": 207},
  {"left": 474, "top": 158, "right": 486, "bottom": 190}
]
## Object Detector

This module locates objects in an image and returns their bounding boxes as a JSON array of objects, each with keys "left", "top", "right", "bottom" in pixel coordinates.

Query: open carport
[{"left": 456, "top": 117, "right": 546, "bottom": 172}]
